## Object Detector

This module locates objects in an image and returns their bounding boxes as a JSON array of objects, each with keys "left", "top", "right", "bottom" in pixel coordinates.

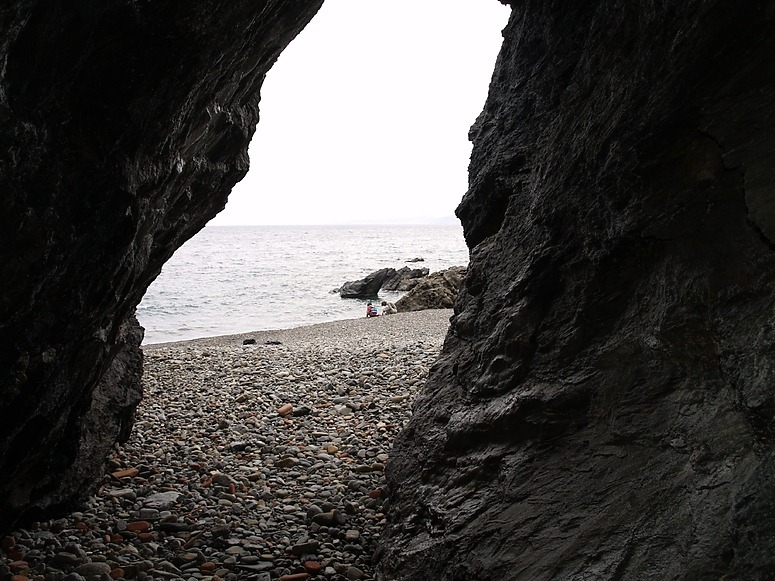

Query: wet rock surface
[
  {"left": 378, "top": 2, "right": 775, "bottom": 580},
  {"left": 0, "top": 311, "right": 451, "bottom": 581}
]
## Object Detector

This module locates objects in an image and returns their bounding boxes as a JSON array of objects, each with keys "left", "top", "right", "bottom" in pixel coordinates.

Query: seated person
[
  {"left": 381, "top": 300, "right": 397, "bottom": 315},
  {"left": 366, "top": 301, "right": 379, "bottom": 317}
]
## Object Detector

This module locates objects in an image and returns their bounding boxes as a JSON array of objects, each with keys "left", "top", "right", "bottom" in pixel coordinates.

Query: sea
[{"left": 137, "top": 224, "right": 470, "bottom": 344}]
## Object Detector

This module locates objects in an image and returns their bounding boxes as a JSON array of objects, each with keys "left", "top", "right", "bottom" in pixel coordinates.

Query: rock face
[
  {"left": 0, "top": 0, "right": 323, "bottom": 531},
  {"left": 395, "top": 266, "right": 466, "bottom": 312},
  {"left": 377, "top": 2, "right": 775, "bottom": 580}
]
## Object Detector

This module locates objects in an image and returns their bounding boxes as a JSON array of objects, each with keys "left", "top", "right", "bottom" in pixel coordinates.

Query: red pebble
[
  {"left": 111, "top": 468, "right": 139, "bottom": 479},
  {"left": 279, "top": 574, "right": 310, "bottom": 581},
  {"left": 126, "top": 520, "right": 151, "bottom": 533}
]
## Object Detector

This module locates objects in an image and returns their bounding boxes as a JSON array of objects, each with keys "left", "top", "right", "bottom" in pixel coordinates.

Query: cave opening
[{"left": 137, "top": 0, "right": 509, "bottom": 345}]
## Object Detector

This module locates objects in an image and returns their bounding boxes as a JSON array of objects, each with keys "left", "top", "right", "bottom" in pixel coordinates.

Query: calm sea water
[{"left": 137, "top": 224, "right": 469, "bottom": 344}]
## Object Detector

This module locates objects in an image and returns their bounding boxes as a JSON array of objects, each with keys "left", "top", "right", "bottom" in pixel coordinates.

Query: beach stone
[
  {"left": 288, "top": 540, "right": 319, "bottom": 555},
  {"left": 278, "top": 573, "right": 309, "bottom": 581},
  {"left": 9, "top": 561, "right": 28, "bottom": 573},
  {"left": 107, "top": 489, "right": 136, "bottom": 501},
  {"left": 211, "top": 474, "right": 235, "bottom": 488},
  {"left": 277, "top": 457, "right": 298, "bottom": 468},
  {"left": 111, "top": 468, "right": 139, "bottom": 480},
  {"left": 75, "top": 562, "right": 112, "bottom": 579},
  {"left": 312, "top": 511, "right": 345, "bottom": 527},
  {"left": 346, "top": 566, "right": 365, "bottom": 580},
  {"left": 156, "top": 561, "right": 182, "bottom": 575},
  {"left": 138, "top": 508, "right": 160, "bottom": 521},
  {"left": 125, "top": 521, "right": 151, "bottom": 533},
  {"left": 143, "top": 492, "right": 182, "bottom": 509},
  {"left": 52, "top": 552, "right": 80, "bottom": 566},
  {"left": 156, "top": 521, "right": 190, "bottom": 533}
]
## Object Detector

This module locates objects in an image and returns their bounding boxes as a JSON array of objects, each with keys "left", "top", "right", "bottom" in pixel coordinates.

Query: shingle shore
[{"left": 0, "top": 310, "right": 453, "bottom": 581}]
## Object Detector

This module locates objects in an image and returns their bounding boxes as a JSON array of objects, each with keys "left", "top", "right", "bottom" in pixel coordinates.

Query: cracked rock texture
[
  {"left": 377, "top": 1, "right": 775, "bottom": 580},
  {"left": 0, "top": 0, "right": 323, "bottom": 531}
]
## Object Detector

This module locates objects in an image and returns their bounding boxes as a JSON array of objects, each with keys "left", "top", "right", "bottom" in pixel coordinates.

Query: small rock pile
[{"left": 0, "top": 311, "right": 452, "bottom": 581}]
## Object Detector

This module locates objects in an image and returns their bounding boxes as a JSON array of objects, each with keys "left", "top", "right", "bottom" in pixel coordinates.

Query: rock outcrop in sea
[
  {"left": 338, "top": 267, "right": 428, "bottom": 299},
  {"left": 380, "top": 267, "right": 429, "bottom": 292},
  {"left": 394, "top": 266, "right": 466, "bottom": 312},
  {"left": 2, "top": 1, "right": 774, "bottom": 580}
]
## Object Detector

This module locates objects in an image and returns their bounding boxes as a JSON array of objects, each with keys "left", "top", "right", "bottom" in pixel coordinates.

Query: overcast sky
[{"left": 210, "top": 0, "right": 510, "bottom": 226}]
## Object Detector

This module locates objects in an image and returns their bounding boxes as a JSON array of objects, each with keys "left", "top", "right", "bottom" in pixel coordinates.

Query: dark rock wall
[
  {"left": 0, "top": 0, "right": 323, "bottom": 530},
  {"left": 377, "top": 1, "right": 775, "bottom": 580}
]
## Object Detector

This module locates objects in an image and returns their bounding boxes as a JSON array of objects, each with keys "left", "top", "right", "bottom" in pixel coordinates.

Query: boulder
[
  {"left": 394, "top": 267, "right": 466, "bottom": 312},
  {"left": 338, "top": 268, "right": 395, "bottom": 298},
  {"left": 339, "top": 266, "right": 430, "bottom": 298},
  {"left": 381, "top": 267, "right": 429, "bottom": 291}
]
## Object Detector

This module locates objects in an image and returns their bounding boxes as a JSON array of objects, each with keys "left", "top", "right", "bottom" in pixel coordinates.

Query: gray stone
[
  {"left": 346, "top": 566, "right": 365, "bottom": 580},
  {"left": 138, "top": 508, "right": 160, "bottom": 520},
  {"left": 75, "top": 562, "right": 112, "bottom": 579},
  {"left": 143, "top": 492, "right": 181, "bottom": 510},
  {"left": 288, "top": 539, "right": 320, "bottom": 555}
]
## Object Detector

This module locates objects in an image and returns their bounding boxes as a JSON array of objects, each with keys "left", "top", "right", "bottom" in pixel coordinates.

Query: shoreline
[{"left": 142, "top": 309, "right": 454, "bottom": 351}]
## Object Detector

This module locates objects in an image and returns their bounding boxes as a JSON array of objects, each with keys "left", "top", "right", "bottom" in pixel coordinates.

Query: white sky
[{"left": 210, "top": 0, "right": 510, "bottom": 226}]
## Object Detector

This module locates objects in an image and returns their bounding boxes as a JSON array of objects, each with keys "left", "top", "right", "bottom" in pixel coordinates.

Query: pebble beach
[{"left": 0, "top": 310, "right": 453, "bottom": 581}]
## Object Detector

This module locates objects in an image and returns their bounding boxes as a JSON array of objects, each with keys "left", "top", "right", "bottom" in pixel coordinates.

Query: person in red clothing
[{"left": 366, "top": 301, "right": 379, "bottom": 317}]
